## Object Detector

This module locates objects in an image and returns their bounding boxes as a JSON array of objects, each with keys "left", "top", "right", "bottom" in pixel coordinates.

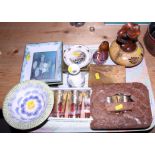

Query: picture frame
[{"left": 20, "top": 42, "right": 63, "bottom": 84}]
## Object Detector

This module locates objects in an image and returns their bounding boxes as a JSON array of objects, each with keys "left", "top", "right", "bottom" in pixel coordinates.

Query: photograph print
[{"left": 30, "top": 51, "right": 56, "bottom": 81}]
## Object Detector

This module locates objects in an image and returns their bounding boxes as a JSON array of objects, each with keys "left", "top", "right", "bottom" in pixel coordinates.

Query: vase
[
  {"left": 144, "top": 22, "right": 155, "bottom": 56},
  {"left": 109, "top": 41, "right": 144, "bottom": 68},
  {"left": 93, "top": 50, "right": 108, "bottom": 64},
  {"left": 93, "top": 41, "right": 109, "bottom": 64}
]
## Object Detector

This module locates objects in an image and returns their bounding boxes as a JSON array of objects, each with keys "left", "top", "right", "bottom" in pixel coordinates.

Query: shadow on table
[
  {"left": 0, "top": 109, "right": 47, "bottom": 133},
  {"left": 0, "top": 109, "right": 154, "bottom": 133}
]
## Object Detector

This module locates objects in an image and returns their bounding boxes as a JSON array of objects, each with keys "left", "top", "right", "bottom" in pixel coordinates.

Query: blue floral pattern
[
  {"left": 3, "top": 80, "right": 54, "bottom": 130},
  {"left": 6, "top": 81, "right": 49, "bottom": 122},
  {"left": 20, "top": 96, "right": 42, "bottom": 117}
]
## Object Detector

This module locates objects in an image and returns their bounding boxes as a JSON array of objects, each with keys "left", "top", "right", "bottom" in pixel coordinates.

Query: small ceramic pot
[
  {"left": 144, "top": 23, "right": 155, "bottom": 56},
  {"left": 109, "top": 41, "right": 144, "bottom": 67},
  {"left": 67, "top": 72, "right": 85, "bottom": 87}
]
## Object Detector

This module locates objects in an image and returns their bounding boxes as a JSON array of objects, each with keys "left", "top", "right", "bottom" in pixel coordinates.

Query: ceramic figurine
[
  {"left": 109, "top": 23, "right": 144, "bottom": 67},
  {"left": 93, "top": 41, "right": 109, "bottom": 64}
]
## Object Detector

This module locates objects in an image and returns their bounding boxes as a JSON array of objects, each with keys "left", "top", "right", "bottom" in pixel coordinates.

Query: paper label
[
  {"left": 27, "top": 100, "right": 35, "bottom": 110},
  {"left": 115, "top": 104, "right": 123, "bottom": 111},
  {"left": 137, "top": 47, "right": 142, "bottom": 56},
  {"left": 73, "top": 51, "right": 81, "bottom": 57},
  {"left": 68, "top": 66, "right": 73, "bottom": 73},
  {"left": 26, "top": 53, "right": 30, "bottom": 61},
  {"left": 95, "top": 73, "right": 100, "bottom": 80}
]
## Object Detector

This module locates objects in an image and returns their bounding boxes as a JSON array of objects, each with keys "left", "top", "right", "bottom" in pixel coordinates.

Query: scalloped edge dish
[{"left": 2, "top": 80, "right": 54, "bottom": 130}]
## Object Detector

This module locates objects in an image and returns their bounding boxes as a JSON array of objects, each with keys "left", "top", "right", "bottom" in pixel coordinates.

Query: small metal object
[
  {"left": 89, "top": 26, "right": 95, "bottom": 32},
  {"left": 123, "top": 95, "right": 133, "bottom": 102},
  {"left": 107, "top": 96, "right": 112, "bottom": 103},
  {"left": 73, "top": 90, "right": 78, "bottom": 104},
  {"left": 107, "top": 94, "right": 133, "bottom": 104},
  {"left": 70, "top": 22, "right": 85, "bottom": 27}
]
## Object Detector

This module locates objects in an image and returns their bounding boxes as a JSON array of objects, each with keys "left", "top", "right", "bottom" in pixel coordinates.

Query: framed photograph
[{"left": 20, "top": 42, "right": 63, "bottom": 84}]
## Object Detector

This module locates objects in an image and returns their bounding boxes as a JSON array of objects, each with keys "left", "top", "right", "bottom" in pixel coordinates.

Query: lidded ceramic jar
[{"left": 109, "top": 23, "right": 144, "bottom": 68}]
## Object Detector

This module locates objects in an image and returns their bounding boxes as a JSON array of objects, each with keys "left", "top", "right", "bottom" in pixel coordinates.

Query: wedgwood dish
[
  {"left": 63, "top": 45, "right": 92, "bottom": 68},
  {"left": 2, "top": 80, "right": 54, "bottom": 130}
]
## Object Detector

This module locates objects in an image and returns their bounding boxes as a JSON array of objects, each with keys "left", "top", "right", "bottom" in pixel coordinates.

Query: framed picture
[{"left": 20, "top": 42, "right": 63, "bottom": 84}]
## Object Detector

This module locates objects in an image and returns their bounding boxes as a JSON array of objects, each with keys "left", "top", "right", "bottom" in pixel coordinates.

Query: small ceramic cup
[
  {"left": 144, "top": 22, "right": 155, "bottom": 56},
  {"left": 67, "top": 72, "right": 85, "bottom": 88}
]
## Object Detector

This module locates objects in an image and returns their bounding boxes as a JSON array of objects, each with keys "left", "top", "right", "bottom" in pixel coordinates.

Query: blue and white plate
[{"left": 2, "top": 80, "right": 54, "bottom": 130}]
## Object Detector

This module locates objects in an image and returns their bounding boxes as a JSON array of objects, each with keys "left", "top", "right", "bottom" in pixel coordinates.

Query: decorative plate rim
[
  {"left": 2, "top": 80, "right": 54, "bottom": 130},
  {"left": 63, "top": 45, "right": 92, "bottom": 68}
]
